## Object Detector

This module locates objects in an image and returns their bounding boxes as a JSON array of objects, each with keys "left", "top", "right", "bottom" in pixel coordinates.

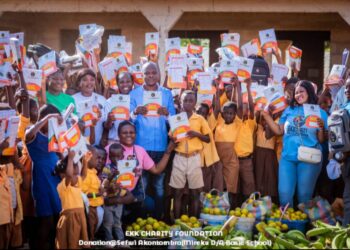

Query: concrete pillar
[{"left": 142, "top": 7, "right": 183, "bottom": 83}]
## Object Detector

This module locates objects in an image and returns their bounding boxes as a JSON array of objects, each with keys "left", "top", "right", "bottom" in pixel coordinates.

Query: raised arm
[
  {"left": 261, "top": 111, "right": 284, "bottom": 136},
  {"left": 65, "top": 150, "right": 78, "bottom": 186},
  {"left": 148, "top": 141, "right": 176, "bottom": 175},
  {"left": 25, "top": 113, "right": 61, "bottom": 143},
  {"left": 236, "top": 81, "right": 243, "bottom": 119},
  {"left": 245, "top": 78, "right": 255, "bottom": 119}
]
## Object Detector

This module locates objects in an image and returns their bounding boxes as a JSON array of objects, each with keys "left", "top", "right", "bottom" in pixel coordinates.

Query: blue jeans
[
  {"left": 278, "top": 158, "right": 322, "bottom": 207},
  {"left": 103, "top": 205, "right": 124, "bottom": 240},
  {"left": 144, "top": 151, "right": 166, "bottom": 219}
]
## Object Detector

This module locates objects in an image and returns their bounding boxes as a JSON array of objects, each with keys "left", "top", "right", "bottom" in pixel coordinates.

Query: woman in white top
[
  {"left": 73, "top": 68, "right": 106, "bottom": 145},
  {"left": 103, "top": 72, "right": 134, "bottom": 145}
]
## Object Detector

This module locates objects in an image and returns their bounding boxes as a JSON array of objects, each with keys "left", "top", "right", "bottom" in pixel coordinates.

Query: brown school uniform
[
  {"left": 56, "top": 177, "right": 88, "bottom": 249},
  {"left": 234, "top": 118, "right": 257, "bottom": 196},
  {"left": 214, "top": 118, "right": 241, "bottom": 193},
  {"left": 253, "top": 124, "right": 279, "bottom": 199}
]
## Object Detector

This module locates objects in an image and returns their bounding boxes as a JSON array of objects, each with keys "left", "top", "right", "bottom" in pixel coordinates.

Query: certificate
[
  {"left": 219, "top": 59, "right": 237, "bottom": 87},
  {"left": 259, "top": 28, "right": 278, "bottom": 53},
  {"left": 107, "top": 35, "right": 126, "bottom": 58},
  {"left": 289, "top": 46, "right": 302, "bottom": 71},
  {"left": 77, "top": 99, "right": 101, "bottom": 127},
  {"left": 38, "top": 51, "right": 58, "bottom": 77},
  {"left": 197, "top": 72, "right": 215, "bottom": 94},
  {"left": 110, "top": 94, "right": 130, "bottom": 120},
  {"left": 169, "top": 112, "right": 190, "bottom": 142},
  {"left": 145, "top": 32, "right": 159, "bottom": 58},
  {"left": 187, "top": 58, "right": 204, "bottom": 86},
  {"left": 117, "top": 160, "right": 137, "bottom": 189},
  {"left": 165, "top": 37, "right": 181, "bottom": 62},
  {"left": 167, "top": 66, "right": 186, "bottom": 89},
  {"left": 23, "top": 68, "right": 42, "bottom": 98},
  {"left": 271, "top": 63, "right": 289, "bottom": 85},
  {"left": 63, "top": 123, "right": 88, "bottom": 163},
  {"left": 236, "top": 57, "right": 254, "bottom": 82},
  {"left": 241, "top": 38, "right": 261, "bottom": 57},
  {"left": 221, "top": 33, "right": 240, "bottom": 56},
  {"left": 143, "top": 91, "right": 162, "bottom": 117},
  {"left": 326, "top": 64, "right": 346, "bottom": 85},
  {"left": 129, "top": 63, "right": 144, "bottom": 86},
  {"left": 304, "top": 104, "right": 321, "bottom": 128},
  {"left": 264, "top": 85, "right": 287, "bottom": 114},
  {"left": 98, "top": 57, "right": 118, "bottom": 90}
]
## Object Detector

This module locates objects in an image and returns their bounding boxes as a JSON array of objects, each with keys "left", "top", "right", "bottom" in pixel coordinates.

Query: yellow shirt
[
  {"left": 18, "top": 115, "right": 30, "bottom": 142},
  {"left": 207, "top": 112, "right": 217, "bottom": 131},
  {"left": 57, "top": 176, "right": 84, "bottom": 211},
  {"left": 214, "top": 118, "right": 242, "bottom": 143},
  {"left": 175, "top": 113, "right": 211, "bottom": 154},
  {"left": 81, "top": 168, "right": 104, "bottom": 207},
  {"left": 256, "top": 124, "right": 275, "bottom": 150},
  {"left": 234, "top": 118, "right": 257, "bottom": 157},
  {"left": 201, "top": 128, "right": 220, "bottom": 167}
]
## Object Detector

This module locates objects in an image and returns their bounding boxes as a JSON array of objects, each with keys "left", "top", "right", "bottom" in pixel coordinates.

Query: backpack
[
  {"left": 248, "top": 55, "right": 270, "bottom": 86},
  {"left": 328, "top": 108, "right": 350, "bottom": 152}
]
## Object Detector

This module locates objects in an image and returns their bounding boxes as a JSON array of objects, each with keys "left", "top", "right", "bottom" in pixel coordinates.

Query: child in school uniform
[
  {"left": 196, "top": 102, "right": 222, "bottom": 192},
  {"left": 234, "top": 79, "right": 257, "bottom": 201},
  {"left": 100, "top": 143, "right": 126, "bottom": 241},
  {"left": 254, "top": 112, "right": 279, "bottom": 203},
  {"left": 169, "top": 90, "right": 211, "bottom": 218},
  {"left": 54, "top": 150, "right": 88, "bottom": 249},
  {"left": 81, "top": 146, "right": 105, "bottom": 240},
  {"left": 0, "top": 161, "right": 13, "bottom": 249}
]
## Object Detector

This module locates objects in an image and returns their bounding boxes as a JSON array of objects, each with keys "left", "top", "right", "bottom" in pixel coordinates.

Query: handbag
[
  {"left": 298, "top": 196, "right": 336, "bottom": 225},
  {"left": 296, "top": 113, "right": 322, "bottom": 164},
  {"left": 241, "top": 192, "right": 272, "bottom": 220},
  {"left": 297, "top": 146, "right": 322, "bottom": 164}
]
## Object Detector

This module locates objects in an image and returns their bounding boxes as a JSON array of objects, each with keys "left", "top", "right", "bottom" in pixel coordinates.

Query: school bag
[
  {"left": 248, "top": 55, "right": 270, "bottom": 86},
  {"left": 328, "top": 108, "right": 350, "bottom": 152}
]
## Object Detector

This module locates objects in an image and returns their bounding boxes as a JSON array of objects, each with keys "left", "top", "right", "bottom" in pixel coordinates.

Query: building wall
[{"left": 0, "top": 10, "right": 349, "bottom": 81}]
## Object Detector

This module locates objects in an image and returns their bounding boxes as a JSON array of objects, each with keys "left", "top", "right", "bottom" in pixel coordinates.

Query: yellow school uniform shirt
[
  {"left": 256, "top": 124, "right": 275, "bottom": 150},
  {"left": 81, "top": 168, "right": 104, "bottom": 207},
  {"left": 214, "top": 118, "right": 242, "bottom": 143},
  {"left": 175, "top": 113, "right": 211, "bottom": 155},
  {"left": 274, "top": 117, "right": 283, "bottom": 161},
  {"left": 18, "top": 115, "right": 30, "bottom": 141},
  {"left": 234, "top": 118, "right": 257, "bottom": 157},
  {"left": 201, "top": 121, "right": 220, "bottom": 167},
  {"left": 57, "top": 176, "right": 84, "bottom": 211},
  {"left": 207, "top": 112, "right": 217, "bottom": 131}
]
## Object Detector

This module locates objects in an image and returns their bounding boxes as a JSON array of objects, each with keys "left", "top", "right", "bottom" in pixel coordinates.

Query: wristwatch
[{"left": 133, "top": 197, "right": 138, "bottom": 203}]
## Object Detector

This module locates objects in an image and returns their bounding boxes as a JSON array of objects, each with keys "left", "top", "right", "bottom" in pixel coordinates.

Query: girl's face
[
  {"left": 196, "top": 105, "right": 209, "bottom": 120},
  {"left": 96, "top": 149, "right": 107, "bottom": 172},
  {"left": 222, "top": 107, "right": 236, "bottom": 124},
  {"left": 294, "top": 85, "right": 308, "bottom": 105},
  {"left": 181, "top": 93, "right": 196, "bottom": 113},
  {"left": 144, "top": 64, "right": 159, "bottom": 87},
  {"left": 109, "top": 148, "right": 124, "bottom": 166},
  {"left": 118, "top": 73, "right": 133, "bottom": 94},
  {"left": 79, "top": 74, "right": 96, "bottom": 96},
  {"left": 48, "top": 71, "right": 65, "bottom": 93},
  {"left": 284, "top": 85, "right": 295, "bottom": 105},
  {"left": 345, "top": 82, "right": 350, "bottom": 101},
  {"left": 119, "top": 125, "right": 136, "bottom": 147}
]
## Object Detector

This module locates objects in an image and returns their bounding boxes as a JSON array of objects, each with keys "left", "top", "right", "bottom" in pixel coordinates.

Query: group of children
[{"left": 0, "top": 31, "right": 349, "bottom": 250}]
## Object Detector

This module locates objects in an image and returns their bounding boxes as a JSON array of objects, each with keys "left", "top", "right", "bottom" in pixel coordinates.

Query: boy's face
[
  {"left": 224, "top": 84, "right": 233, "bottom": 100},
  {"left": 96, "top": 149, "right": 107, "bottom": 172},
  {"left": 345, "top": 81, "right": 350, "bottom": 101},
  {"left": 109, "top": 148, "right": 124, "bottom": 166},
  {"left": 182, "top": 93, "right": 196, "bottom": 113},
  {"left": 196, "top": 105, "right": 209, "bottom": 119},
  {"left": 222, "top": 107, "right": 236, "bottom": 124}
]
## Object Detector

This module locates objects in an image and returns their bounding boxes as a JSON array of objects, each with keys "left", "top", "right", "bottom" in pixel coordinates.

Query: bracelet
[{"left": 92, "top": 192, "right": 97, "bottom": 199}]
